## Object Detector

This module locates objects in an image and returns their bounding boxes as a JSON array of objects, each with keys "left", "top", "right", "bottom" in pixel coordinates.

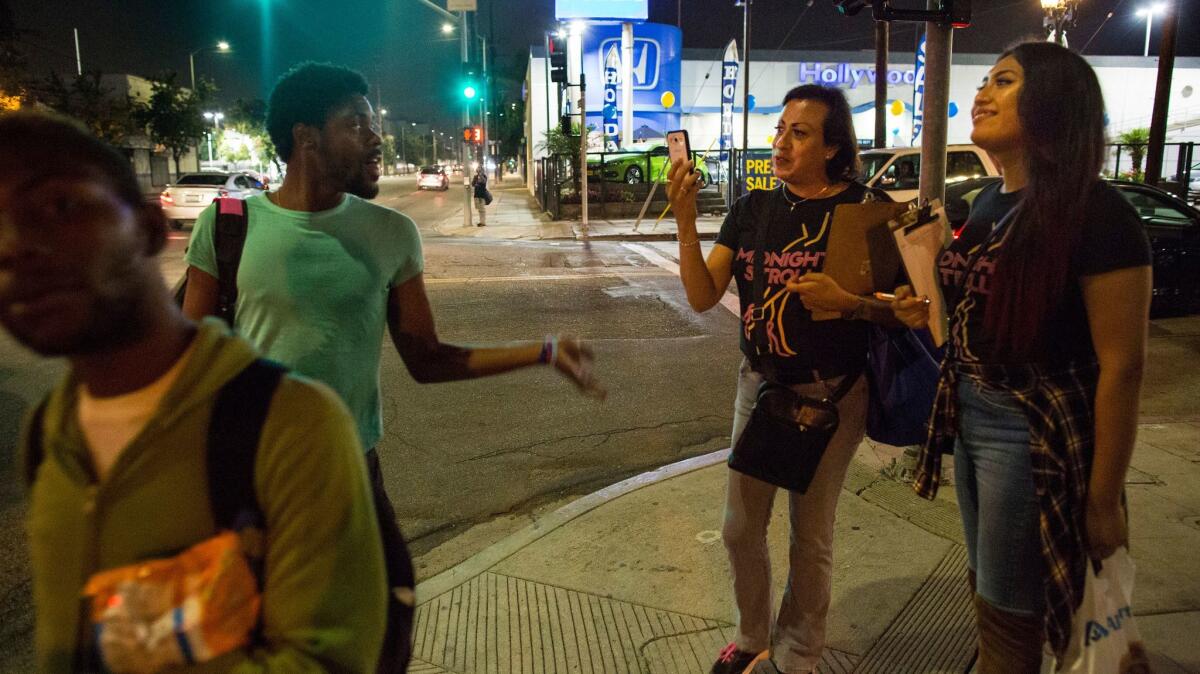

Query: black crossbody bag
[{"left": 728, "top": 188, "right": 861, "bottom": 493}]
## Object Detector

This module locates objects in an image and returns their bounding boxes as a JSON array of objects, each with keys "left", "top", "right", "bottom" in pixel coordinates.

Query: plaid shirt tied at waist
[{"left": 913, "top": 357, "right": 1100, "bottom": 660}]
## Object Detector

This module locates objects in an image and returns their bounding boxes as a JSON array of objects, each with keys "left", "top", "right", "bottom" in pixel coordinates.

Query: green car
[{"left": 586, "top": 143, "right": 711, "bottom": 186}]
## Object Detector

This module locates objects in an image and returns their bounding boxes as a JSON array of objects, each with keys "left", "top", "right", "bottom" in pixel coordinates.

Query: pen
[{"left": 874, "top": 292, "right": 931, "bottom": 304}]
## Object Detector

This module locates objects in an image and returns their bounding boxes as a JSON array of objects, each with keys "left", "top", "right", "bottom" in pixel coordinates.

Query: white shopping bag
[{"left": 1059, "top": 548, "right": 1150, "bottom": 674}]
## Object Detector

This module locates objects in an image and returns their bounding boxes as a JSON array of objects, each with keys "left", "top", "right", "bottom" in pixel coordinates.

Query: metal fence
[
  {"left": 1104, "top": 142, "right": 1196, "bottom": 202},
  {"left": 533, "top": 147, "right": 727, "bottom": 219}
]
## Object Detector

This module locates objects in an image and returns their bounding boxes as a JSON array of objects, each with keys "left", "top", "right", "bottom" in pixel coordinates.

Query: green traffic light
[{"left": 463, "top": 85, "right": 477, "bottom": 100}]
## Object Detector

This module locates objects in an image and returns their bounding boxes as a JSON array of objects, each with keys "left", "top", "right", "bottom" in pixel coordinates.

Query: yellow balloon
[
  {"left": 890, "top": 99, "right": 904, "bottom": 116},
  {"left": 766, "top": 135, "right": 775, "bottom": 145},
  {"left": 660, "top": 91, "right": 676, "bottom": 109}
]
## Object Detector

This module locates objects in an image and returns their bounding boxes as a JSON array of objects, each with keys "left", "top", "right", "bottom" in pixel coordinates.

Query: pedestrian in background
[
  {"left": 668, "top": 84, "right": 898, "bottom": 674},
  {"left": 892, "top": 42, "right": 1152, "bottom": 671},
  {"left": 473, "top": 165, "right": 489, "bottom": 226},
  {"left": 0, "top": 111, "right": 386, "bottom": 673},
  {"left": 182, "top": 62, "right": 604, "bottom": 673}
]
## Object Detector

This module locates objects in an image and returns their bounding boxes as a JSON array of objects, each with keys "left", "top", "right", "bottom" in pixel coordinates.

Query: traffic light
[
  {"left": 834, "top": 0, "right": 870, "bottom": 16},
  {"left": 549, "top": 34, "right": 568, "bottom": 84},
  {"left": 461, "top": 62, "right": 481, "bottom": 100},
  {"left": 945, "top": 0, "right": 971, "bottom": 28}
]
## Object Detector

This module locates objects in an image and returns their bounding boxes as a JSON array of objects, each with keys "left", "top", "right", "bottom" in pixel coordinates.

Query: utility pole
[
  {"left": 1144, "top": 0, "right": 1177, "bottom": 186},
  {"left": 741, "top": 0, "right": 752, "bottom": 154},
  {"left": 579, "top": 72, "right": 588, "bottom": 231},
  {"left": 874, "top": 21, "right": 889, "bottom": 148},
  {"left": 917, "top": 5, "right": 951, "bottom": 206},
  {"left": 461, "top": 10, "right": 472, "bottom": 229}
]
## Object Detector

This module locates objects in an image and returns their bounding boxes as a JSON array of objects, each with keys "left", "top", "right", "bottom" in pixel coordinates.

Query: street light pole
[
  {"left": 1040, "top": 0, "right": 1078, "bottom": 46},
  {"left": 189, "top": 41, "right": 230, "bottom": 91},
  {"left": 739, "top": 0, "right": 752, "bottom": 155},
  {"left": 1136, "top": 4, "right": 1165, "bottom": 57}
]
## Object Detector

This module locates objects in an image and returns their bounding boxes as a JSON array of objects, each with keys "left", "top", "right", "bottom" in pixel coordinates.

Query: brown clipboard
[{"left": 811, "top": 201, "right": 910, "bottom": 320}]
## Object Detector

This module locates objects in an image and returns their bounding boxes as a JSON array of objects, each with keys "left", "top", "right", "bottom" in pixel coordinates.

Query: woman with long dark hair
[
  {"left": 892, "top": 42, "right": 1152, "bottom": 670},
  {"left": 667, "top": 84, "right": 897, "bottom": 674}
]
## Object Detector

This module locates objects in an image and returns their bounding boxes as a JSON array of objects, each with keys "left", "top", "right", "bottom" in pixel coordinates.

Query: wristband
[{"left": 539, "top": 335, "right": 559, "bottom": 365}]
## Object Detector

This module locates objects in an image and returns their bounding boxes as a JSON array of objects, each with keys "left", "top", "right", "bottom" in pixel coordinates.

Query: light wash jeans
[
  {"left": 724, "top": 358, "right": 868, "bottom": 673},
  {"left": 474, "top": 197, "right": 487, "bottom": 225},
  {"left": 954, "top": 377, "right": 1045, "bottom": 616}
]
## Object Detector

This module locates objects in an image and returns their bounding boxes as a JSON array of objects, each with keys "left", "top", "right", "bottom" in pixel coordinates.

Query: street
[{"left": 3, "top": 176, "right": 1200, "bottom": 671}]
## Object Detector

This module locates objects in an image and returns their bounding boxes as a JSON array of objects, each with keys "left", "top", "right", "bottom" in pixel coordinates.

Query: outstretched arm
[{"left": 386, "top": 273, "right": 605, "bottom": 398}]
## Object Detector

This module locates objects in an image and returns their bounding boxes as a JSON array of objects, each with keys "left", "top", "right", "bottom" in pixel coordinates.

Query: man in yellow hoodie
[{"left": 0, "top": 111, "right": 386, "bottom": 672}]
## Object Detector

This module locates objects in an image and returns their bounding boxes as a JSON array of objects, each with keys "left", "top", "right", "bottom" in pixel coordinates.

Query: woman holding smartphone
[
  {"left": 667, "top": 84, "right": 895, "bottom": 674},
  {"left": 892, "top": 43, "right": 1151, "bottom": 671}
]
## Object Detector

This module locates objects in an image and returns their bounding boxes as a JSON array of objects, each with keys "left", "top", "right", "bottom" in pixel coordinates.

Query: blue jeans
[{"left": 954, "top": 377, "right": 1045, "bottom": 616}]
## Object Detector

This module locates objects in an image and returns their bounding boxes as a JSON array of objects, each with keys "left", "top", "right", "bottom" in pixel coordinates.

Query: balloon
[
  {"left": 660, "top": 91, "right": 676, "bottom": 109},
  {"left": 766, "top": 134, "right": 775, "bottom": 145},
  {"left": 747, "top": 94, "right": 756, "bottom": 111},
  {"left": 948, "top": 102, "right": 959, "bottom": 117},
  {"left": 890, "top": 99, "right": 904, "bottom": 116}
]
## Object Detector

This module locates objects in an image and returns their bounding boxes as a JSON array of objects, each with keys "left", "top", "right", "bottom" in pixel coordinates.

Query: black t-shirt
[
  {"left": 716, "top": 182, "right": 887, "bottom": 380},
  {"left": 939, "top": 181, "right": 1151, "bottom": 364}
]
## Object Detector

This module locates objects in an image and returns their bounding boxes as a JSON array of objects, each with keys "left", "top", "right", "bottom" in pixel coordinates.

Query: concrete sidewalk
[
  {"left": 409, "top": 425, "right": 1200, "bottom": 674},
  {"left": 429, "top": 179, "right": 724, "bottom": 242}
]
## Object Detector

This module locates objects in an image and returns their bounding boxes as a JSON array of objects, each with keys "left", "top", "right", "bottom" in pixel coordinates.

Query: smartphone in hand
[{"left": 666, "top": 129, "right": 692, "bottom": 169}]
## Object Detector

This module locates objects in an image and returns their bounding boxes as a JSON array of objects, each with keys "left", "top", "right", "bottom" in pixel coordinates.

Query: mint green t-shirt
[{"left": 185, "top": 193, "right": 423, "bottom": 449}]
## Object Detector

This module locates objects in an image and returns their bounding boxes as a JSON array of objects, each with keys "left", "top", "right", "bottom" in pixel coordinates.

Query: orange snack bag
[{"left": 82, "top": 531, "right": 260, "bottom": 674}]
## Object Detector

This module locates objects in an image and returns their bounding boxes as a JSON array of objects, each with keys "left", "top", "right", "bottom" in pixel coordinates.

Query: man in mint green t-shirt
[{"left": 183, "top": 63, "right": 604, "bottom": 674}]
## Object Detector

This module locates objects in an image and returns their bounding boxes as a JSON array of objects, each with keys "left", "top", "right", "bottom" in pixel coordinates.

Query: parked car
[
  {"left": 586, "top": 142, "right": 712, "bottom": 187},
  {"left": 160, "top": 172, "right": 266, "bottom": 229},
  {"left": 417, "top": 165, "right": 450, "bottom": 191},
  {"left": 860, "top": 144, "right": 999, "bottom": 203},
  {"left": 942, "top": 176, "right": 1200, "bottom": 317}
]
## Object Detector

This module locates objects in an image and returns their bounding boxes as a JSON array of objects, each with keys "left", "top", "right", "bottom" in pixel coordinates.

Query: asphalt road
[{"left": 3, "top": 175, "right": 1200, "bottom": 670}]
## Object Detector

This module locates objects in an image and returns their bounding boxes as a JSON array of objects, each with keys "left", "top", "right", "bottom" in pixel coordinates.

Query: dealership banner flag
[
  {"left": 912, "top": 34, "right": 926, "bottom": 145},
  {"left": 720, "top": 39, "right": 739, "bottom": 163},
  {"left": 602, "top": 44, "right": 621, "bottom": 151}
]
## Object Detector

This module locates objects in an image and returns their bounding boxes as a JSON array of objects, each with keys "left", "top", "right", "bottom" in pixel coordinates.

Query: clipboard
[
  {"left": 890, "top": 201, "right": 952, "bottom": 346},
  {"left": 812, "top": 201, "right": 910, "bottom": 320}
]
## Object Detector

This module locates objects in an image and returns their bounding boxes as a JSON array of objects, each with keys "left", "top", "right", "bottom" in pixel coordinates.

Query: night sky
[{"left": 11, "top": 0, "right": 1200, "bottom": 133}]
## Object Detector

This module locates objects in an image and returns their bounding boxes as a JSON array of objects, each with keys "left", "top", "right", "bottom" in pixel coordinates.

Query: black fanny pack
[{"left": 730, "top": 372, "right": 859, "bottom": 493}]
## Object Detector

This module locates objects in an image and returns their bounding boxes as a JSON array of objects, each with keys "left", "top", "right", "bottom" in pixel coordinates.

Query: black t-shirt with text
[
  {"left": 940, "top": 181, "right": 1151, "bottom": 364},
  {"left": 716, "top": 182, "right": 886, "bottom": 381}
]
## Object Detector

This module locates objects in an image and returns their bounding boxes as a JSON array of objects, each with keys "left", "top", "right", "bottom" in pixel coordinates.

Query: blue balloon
[
  {"left": 948, "top": 102, "right": 959, "bottom": 118},
  {"left": 747, "top": 94, "right": 756, "bottom": 111}
]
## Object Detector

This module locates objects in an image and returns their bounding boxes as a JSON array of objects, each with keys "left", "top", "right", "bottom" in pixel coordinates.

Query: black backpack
[
  {"left": 173, "top": 198, "right": 250, "bottom": 326},
  {"left": 23, "top": 358, "right": 286, "bottom": 544}
]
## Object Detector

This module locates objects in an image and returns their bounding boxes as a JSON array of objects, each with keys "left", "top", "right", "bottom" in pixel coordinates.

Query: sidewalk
[
  {"left": 430, "top": 179, "right": 724, "bottom": 242},
  {"left": 409, "top": 423, "right": 1200, "bottom": 674}
]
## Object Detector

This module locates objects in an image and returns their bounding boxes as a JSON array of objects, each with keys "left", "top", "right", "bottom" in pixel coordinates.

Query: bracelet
[
  {"left": 539, "top": 335, "right": 559, "bottom": 365},
  {"left": 678, "top": 238, "right": 701, "bottom": 247}
]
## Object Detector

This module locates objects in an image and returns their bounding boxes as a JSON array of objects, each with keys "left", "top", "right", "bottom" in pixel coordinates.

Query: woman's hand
[
  {"left": 1086, "top": 495, "right": 1128, "bottom": 561},
  {"left": 666, "top": 157, "right": 700, "bottom": 225},
  {"left": 553, "top": 336, "right": 607, "bottom": 401},
  {"left": 786, "top": 273, "right": 858, "bottom": 313},
  {"left": 892, "top": 285, "right": 931, "bottom": 329}
]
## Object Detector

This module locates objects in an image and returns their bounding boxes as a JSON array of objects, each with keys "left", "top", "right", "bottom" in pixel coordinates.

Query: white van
[{"left": 859, "top": 144, "right": 999, "bottom": 203}]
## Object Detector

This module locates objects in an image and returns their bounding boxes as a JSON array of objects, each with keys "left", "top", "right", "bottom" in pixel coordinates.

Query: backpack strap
[
  {"left": 22, "top": 398, "right": 49, "bottom": 487},
  {"left": 207, "top": 359, "right": 287, "bottom": 535},
  {"left": 213, "top": 198, "right": 250, "bottom": 326}
]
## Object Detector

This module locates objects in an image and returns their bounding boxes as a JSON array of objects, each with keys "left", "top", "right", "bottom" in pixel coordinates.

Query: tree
[
  {"left": 36, "top": 71, "right": 136, "bottom": 144},
  {"left": 1118, "top": 128, "right": 1151, "bottom": 181},
  {"left": 225, "top": 98, "right": 279, "bottom": 172},
  {"left": 381, "top": 133, "right": 398, "bottom": 175},
  {"left": 133, "top": 72, "right": 213, "bottom": 176},
  {"left": 495, "top": 97, "right": 525, "bottom": 159},
  {"left": 0, "top": 0, "right": 28, "bottom": 108},
  {"left": 402, "top": 132, "right": 428, "bottom": 169}
]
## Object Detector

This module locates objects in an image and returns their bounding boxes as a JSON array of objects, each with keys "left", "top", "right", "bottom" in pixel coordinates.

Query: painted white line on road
[
  {"left": 423, "top": 270, "right": 671, "bottom": 285},
  {"left": 621, "top": 242, "right": 741, "bottom": 318}
]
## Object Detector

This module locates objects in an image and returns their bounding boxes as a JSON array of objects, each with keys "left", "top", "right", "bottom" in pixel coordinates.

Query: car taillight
[{"left": 160, "top": 191, "right": 173, "bottom": 205}]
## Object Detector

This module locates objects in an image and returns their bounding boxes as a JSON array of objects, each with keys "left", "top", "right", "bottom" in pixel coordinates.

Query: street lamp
[
  {"left": 1135, "top": 4, "right": 1166, "bottom": 57},
  {"left": 189, "top": 41, "right": 231, "bottom": 91},
  {"left": 202, "top": 111, "right": 224, "bottom": 164},
  {"left": 441, "top": 22, "right": 454, "bottom": 34},
  {"left": 1040, "top": 0, "right": 1080, "bottom": 46}
]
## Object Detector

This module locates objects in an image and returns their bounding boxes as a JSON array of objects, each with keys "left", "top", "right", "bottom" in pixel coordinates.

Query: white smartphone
[{"left": 666, "top": 129, "right": 692, "bottom": 167}]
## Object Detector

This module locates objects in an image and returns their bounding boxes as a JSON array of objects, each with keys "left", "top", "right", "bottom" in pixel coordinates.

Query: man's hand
[
  {"left": 553, "top": 337, "right": 606, "bottom": 400},
  {"left": 1086, "top": 495, "right": 1129, "bottom": 561},
  {"left": 786, "top": 272, "right": 858, "bottom": 313},
  {"left": 666, "top": 157, "right": 699, "bottom": 225},
  {"left": 892, "top": 285, "right": 931, "bottom": 329}
]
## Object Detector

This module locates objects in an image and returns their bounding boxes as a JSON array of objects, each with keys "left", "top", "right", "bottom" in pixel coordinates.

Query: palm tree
[{"left": 1118, "top": 128, "right": 1150, "bottom": 181}]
